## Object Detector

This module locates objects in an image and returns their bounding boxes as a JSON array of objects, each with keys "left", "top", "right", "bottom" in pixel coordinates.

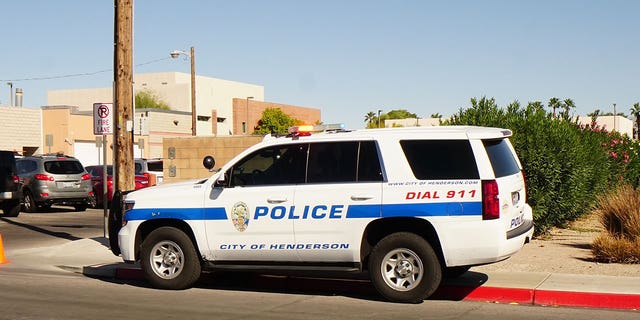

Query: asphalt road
[{"left": 0, "top": 208, "right": 638, "bottom": 319}]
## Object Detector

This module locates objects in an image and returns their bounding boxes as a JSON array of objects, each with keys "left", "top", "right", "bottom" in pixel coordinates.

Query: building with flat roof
[{"left": 47, "top": 72, "right": 266, "bottom": 137}]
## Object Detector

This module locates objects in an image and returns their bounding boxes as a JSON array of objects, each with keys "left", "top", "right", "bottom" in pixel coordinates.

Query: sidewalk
[{"left": 3, "top": 237, "right": 640, "bottom": 310}]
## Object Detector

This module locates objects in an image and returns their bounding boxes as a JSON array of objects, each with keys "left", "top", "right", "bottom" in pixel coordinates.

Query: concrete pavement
[{"left": 2, "top": 237, "right": 639, "bottom": 311}]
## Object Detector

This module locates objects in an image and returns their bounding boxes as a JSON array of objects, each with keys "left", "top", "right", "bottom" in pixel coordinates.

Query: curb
[
  {"left": 435, "top": 285, "right": 640, "bottom": 311},
  {"left": 111, "top": 266, "right": 640, "bottom": 310}
]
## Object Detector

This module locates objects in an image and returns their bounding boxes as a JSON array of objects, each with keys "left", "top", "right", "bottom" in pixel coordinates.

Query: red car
[{"left": 85, "top": 165, "right": 150, "bottom": 208}]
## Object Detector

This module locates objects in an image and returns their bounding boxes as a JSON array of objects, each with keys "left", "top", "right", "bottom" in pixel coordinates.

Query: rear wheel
[
  {"left": 22, "top": 190, "right": 38, "bottom": 213},
  {"left": 140, "top": 227, "right": 202, "bottom": 290},
  {"left": 369, "top": 232, "right": 442, "bottom": 303},
  {"left": 74, "top": 204, "right": 87, "bottom": 212}
]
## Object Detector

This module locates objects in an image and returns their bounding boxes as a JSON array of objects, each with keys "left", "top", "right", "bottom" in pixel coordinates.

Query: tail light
[
  {"left": 482, "top": 180, "right": 500, "bottom": 220},
  {"left": 12, "top": 175, "right": 19, "bottom": 184},
  {"left": 35, "top": 173, "right": 54, "bottom": 181},
  {"left": 81, "top": 173, "right": 91, "bottom": 181}
]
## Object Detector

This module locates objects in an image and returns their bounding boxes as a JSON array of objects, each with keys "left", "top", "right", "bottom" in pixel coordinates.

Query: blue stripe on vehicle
[
  {"left": 125, "top": 207, "right": 227, "bottom": 221},
  {"left": 346, "top": 202, "right": 482, "bottom": 218}
]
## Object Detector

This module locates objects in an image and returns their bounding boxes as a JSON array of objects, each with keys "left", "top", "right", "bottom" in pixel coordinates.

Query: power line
[{"left": 0, "top": 57, "right": 171, "bottom": 82}]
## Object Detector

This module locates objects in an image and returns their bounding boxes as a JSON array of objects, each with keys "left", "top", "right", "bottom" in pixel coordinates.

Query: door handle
[
  {"left": 267, "top": 197, "right": 288, "bottom": 204},
  {"left": 351, "top": 195, "right": 374, "bottom": 201}
]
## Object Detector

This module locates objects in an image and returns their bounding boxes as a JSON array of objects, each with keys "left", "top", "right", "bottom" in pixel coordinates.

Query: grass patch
[{"left": 590, "top": 184, "right": 640, "bottom": 264}]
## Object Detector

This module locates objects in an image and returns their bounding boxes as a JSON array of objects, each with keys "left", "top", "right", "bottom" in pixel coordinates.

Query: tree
[
  {"left": 253, "top": 108, "right": 301, "bottom": 135},
  {"left": 630, "top": 102, "right": 640, "bottom": 139},
  {"left": 548, "top": 97, "right": 561, "bottom": 118},
  {"left": 135, "top": 89, "right": 171, "bottom": 110},
  {"left": 430, "top": 113, "right": 442, "bottom": 118},
  {"left": 561, "top": 98, "right": 575, "bottom": 120},
  {"left": 386, "top": 109, "right": 418, "bottom": 119},
  {"left": 364, "top": 111, "right": 376, "bottom": 126}
]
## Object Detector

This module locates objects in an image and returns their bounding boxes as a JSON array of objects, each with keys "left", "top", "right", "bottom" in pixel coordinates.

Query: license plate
[
  {"left": 511, "top": 191, "right": 520, "bottom": 205},
  {"left": 60, "top": 182, "right": 76, "bottom": 188}
]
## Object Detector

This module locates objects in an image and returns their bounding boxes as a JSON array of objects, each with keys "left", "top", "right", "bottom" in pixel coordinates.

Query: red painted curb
[{"left": 535, "top": 289, "right": 640, "bottom": 310}]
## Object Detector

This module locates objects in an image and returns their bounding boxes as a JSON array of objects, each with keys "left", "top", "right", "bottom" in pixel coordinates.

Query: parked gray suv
[
  {"left": 0, "top": 150, "right": 21, "bottom": 217},
  {"left": 16, "top": 155, "right": 93, "bottom": 212}
]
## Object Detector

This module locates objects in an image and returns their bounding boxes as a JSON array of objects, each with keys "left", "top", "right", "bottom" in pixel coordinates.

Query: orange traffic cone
[{"left": 0, "top": 233, "right": 8, "bottom": 264}]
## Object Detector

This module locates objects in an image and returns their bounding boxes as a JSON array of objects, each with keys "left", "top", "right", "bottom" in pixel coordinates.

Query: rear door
[{"left": 293, "top": 140, "right": 383, "bottom": 262}]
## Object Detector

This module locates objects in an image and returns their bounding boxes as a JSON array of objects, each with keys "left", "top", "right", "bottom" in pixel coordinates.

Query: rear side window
[
  {"left": 44, "top": 160, "right": 84, "bottom": 174},
  {"left": 483, "top": 139, "right": 521, "bottom": 177},
  {"left": 400, "top": 140, "right": 479, "bottom": 179}
]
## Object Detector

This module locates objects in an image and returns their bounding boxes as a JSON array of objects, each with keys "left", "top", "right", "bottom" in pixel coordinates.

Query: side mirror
[{"left": 203, "top": 156, "right": 216, "bottom": 171}]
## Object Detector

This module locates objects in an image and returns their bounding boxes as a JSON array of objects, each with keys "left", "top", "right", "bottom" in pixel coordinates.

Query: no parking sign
[{"left": 93, "top": 103, "right": 113, "bottom": 135}]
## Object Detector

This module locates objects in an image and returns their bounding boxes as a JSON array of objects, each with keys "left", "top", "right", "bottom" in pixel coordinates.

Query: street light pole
[
  {"left": 377, "top": 109, "right": 382, "bottom": 128},
  {"left": 245, "top": 96, "right": 254, "bottom": 134},
  {"left": 170, "top": 47, "right": 197, "bottom": 136}
]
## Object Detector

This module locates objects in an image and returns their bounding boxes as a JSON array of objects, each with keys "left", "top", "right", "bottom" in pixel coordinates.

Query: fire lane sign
[{"left": 93, "top": 103, "right": 113, "bottom": 135}]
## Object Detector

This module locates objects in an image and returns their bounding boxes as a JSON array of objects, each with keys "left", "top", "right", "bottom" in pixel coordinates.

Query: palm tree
[
  {"left": 548, "top": 97, "right": 561, "bottom": 118},
  {"left": 562, "top": 98, "right": 575, "bottom": 120},
  {"left": 630, "top": 102, "right": 640, "bottom": 139},
  {"left": 430, "top": 113, "right": 442, "bottom": 118},
  {"left": 364, "top": 111, "right": 376, "bottom": 127}
]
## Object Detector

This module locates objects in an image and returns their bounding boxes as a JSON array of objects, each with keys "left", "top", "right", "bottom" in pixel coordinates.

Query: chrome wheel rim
[
  {"left": 24, "top": 193, "right": 33, "bottom": 211},
  {"left": 149, "top": 240, "right": 184, "bottom": 279},
  {"left": 380, "top": 248, "right": 423, "bottom": 291}
]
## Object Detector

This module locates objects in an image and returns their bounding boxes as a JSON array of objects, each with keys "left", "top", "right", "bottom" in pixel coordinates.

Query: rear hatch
[
  {"left": 482, "top": 138, "right": 531, "bottom": 238},
  {"left": 44, "top": 159, "right": 90, "bottom": 195}
]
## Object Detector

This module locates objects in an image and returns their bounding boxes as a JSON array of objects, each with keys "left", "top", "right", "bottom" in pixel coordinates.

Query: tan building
[
  {"left": 47, "top": 72, "right": 265, "bottom": 137},
  {"left": 0, "top": 106, "right": 42, "bottom": 155}
]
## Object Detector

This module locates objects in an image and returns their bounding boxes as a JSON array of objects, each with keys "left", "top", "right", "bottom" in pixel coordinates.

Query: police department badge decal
[{"left": 231, "top": 202, "right": 249, "bottom": 232}]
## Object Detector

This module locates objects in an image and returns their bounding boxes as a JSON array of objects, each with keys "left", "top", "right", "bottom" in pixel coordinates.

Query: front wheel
[
  {"left": 369, "top": 232, "right": 442, "bottom": 303},
  {"left": 140, "top": 227, "right": 202, "bottom": 290}
]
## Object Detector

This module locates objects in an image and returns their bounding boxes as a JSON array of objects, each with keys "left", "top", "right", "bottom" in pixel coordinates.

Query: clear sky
[{"left": 1, "top": 0, "right": 638, "bottom": 129}]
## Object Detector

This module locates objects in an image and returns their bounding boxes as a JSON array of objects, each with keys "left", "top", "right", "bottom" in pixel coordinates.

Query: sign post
[{"left": 94, "top": 103, "right": 113, "bottom": 238}]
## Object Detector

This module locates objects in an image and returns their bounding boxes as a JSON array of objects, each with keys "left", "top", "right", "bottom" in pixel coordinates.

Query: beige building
[
  {"left": 576, "top": 115, "right": 634, "bottom": 137},
  {"left": 47, "top": 72, "right": 265, "bottom": 137},
  {"left": 0, "top": 106, "right": 42, "bottom": 155}
]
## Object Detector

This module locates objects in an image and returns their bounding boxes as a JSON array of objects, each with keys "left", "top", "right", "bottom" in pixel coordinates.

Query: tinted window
[
  {"left": 358, "top": 141, "right": 383, "bottom": 182},
  {"left": 400, "top": 140, "right": 479, "bottom": 179},
  {"left": 147, "top": 161, "right": 163, "bottom": 171},
  {"left": 229, "top": 144, "right": 307, "bottom": 186},
  {"left": 307, "top": 142, "right": 358, "bottom": 183},
  {"left": 483, "top": 139, "right": 521, "bottom": 177},
  {"left": 16, "top": 159, "right": 37, "bottom": 174},
  {"left": 44, "top": 160, "right": 84, "bottom": 174}
]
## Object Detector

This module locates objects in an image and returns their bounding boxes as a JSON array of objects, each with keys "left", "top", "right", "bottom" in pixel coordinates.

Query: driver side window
[{"left": 228, "top": 143, "right": 308, "bottom": 187}]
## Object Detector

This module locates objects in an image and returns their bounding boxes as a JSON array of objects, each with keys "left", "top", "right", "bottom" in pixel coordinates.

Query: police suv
[{"left": 110, "top": 125, "right": 534, "bottom": 303}]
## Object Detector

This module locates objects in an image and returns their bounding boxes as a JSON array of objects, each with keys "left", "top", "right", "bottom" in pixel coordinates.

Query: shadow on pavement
[
  {"left": 0, "top": 217, "right": 82, "bottom": 241},
  {"left": 83, "top": 262, "right": 489, "bottom": 303}
]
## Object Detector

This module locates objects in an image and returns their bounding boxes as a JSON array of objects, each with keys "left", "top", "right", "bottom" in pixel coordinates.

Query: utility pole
[{"left": 113, "top": 0, "right": 135, "bottom": 192}]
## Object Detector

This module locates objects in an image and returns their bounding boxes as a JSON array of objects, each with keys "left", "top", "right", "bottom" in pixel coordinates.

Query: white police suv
[{"left": 109, "top": 125, "right": 533, "bottom": 303}]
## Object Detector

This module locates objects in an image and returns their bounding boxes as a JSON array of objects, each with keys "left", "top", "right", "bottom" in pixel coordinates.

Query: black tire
[
  {"left": 74, "top": 204, "right": 87, "bottom": 212},
  {"left": 2, "top": 200, "right": 21, "bottom": 217},
  {"left": 443, "top": 266, "right": 471, "bottom": 279},
  {"left": 22, "top": 190, "right": 38, "bottom": 213},
  {"left": 368, "top": 232, "right": 442, "bottom": 303},
  {"left": 140, "top": 227, "right": 202, "bottom": 290}
]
